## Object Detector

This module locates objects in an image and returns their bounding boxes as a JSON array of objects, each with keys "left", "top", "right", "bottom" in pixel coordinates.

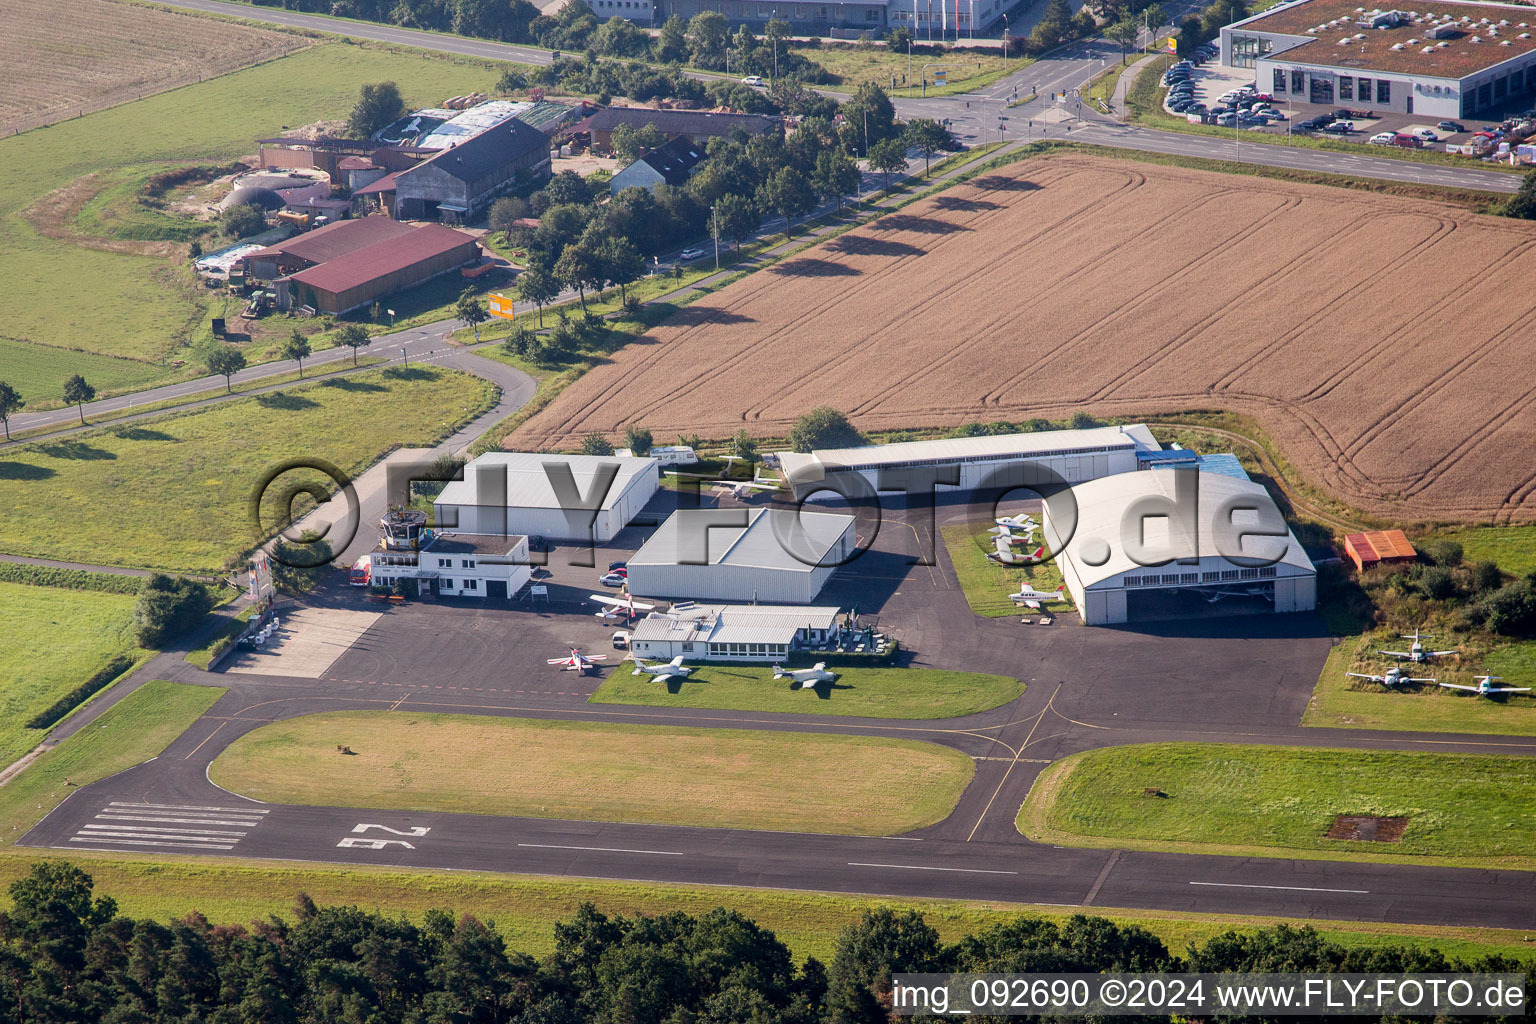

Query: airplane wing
[
  {"left": 546, "top": 658, "right": 572, "bottom": 665},
  {"left": 1406, "top": 677, "right": 1436, "bottom": 684},
  {"left": 1344, "top": 672, "right": 1378, "bottom": 680},
  {"left": 1021, "top": 599, "right": 1041, "bottom": 610},
  {"left": 589, "top": 594, "right": 656, "bottom": 611},
  {"left": 1428, "top": 649, "right": 1458, "bottom": 657},
  {"left": 1437, "top": 682, "right": 1478, "bottom": 691},
  {"left": 1492, "top": 686, "right": 1533, "bottom": 693},
  {"left": 586, "top": 654, "right": 608, "bottom": 661},
  {"left": 1378, "top": 649, "right": 1410, "bottom": 658}
]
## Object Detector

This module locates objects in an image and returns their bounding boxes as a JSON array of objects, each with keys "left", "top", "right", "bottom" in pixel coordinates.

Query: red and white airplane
[
  {"left": 588, "top": 592, "right": 657, "bottom": 621},
  {"left": 548, "top": 647, "right": 607, "bottom": 673},
  {"left": 989, "top": 540, "right": 1044, "bottom": 566}
]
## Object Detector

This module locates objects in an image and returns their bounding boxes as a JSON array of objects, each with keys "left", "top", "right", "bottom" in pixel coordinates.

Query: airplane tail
[{"left": 771, "top": 664, "right": 787, "bottom": 679}]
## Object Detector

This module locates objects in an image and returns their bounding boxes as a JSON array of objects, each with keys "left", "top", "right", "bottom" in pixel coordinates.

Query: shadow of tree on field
[
  {"left": 33, "top": 440, "right": 115, "bottom": 460},
  {"left": 969, "top": 175, "right": 1040, "bottom": 192},
  {"left": 321, "top": 377, "right": 386, "bottom": 393},
  {"left": 110, "top": 427, "right": 175, "bottom": 442},
  {"left": 0, "top": 462, "right": 55, "bottom": 480},
  {"left": 825, "top": 236, "right": 927, "bottom": 258},
  {"left": 876, "top": 214, "right": 971, "bottom": 235},
  {"left": 770, "top": 257, "right": 860, "bottom": 277},
  {"left": 931, "top": 195, "right": 1003, "bottom": 212},
  {"left": 652, "top": 306, "right": 756, "bottom": 327},
  {"left": 256, "top": 392, "right": 321, "bottom": 410}
]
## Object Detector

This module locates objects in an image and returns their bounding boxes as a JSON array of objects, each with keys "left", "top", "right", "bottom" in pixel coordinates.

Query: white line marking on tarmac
[
  {"left": 96, "top": 814, "right": 263, "bottom": 826},
  {"left": 849, "top": 862, "right": 1019, "bottom": 875},
  {"left": 83, "top": 824, "right": 246, "bottom": 836},
  {"left": 76, "top": 830, "right": 240, "bottom": 842},
  {"left": 109, "top": 802, "right": 270, "bottom": 813},
  {"left": 518, "top": 843, "right": 683, "bottom": 856},
  {"left": 1190, "top": 882, "right": 1369, "bottom": 894},
  {"left": 69, "top": 838, "right": 237, "bottom": 850}
]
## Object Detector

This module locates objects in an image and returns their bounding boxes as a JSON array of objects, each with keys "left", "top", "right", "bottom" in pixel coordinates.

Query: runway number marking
[{"left": 336, "top": 823, "right": 431, "bottom": 850}]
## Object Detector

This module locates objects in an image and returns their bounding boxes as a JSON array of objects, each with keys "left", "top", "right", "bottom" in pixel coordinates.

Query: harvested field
[
  {"left": 0, "top": 0, "right": 307, "bottom": 135},
  {"left": 513, "top": 154, "right": 1536, "bottom": 524}
]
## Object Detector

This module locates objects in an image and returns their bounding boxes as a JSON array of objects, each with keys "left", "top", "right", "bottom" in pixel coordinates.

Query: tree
[
  {"left": 282, "top": 328, "right": 312, "bottom": 378},
  {"left": 1506, "top": 168, "right": 1536, "bottom": 219},
  {"left": 188, "top": 239, "right": 203, "bottom": 261},
  {"left": 731, "top": 428, "right": 757, "bottom": 463},
  {"left": 837, "top": 82, "right": 896, "bottom": 156},
  {"left": 598, "top": 235, "right": 643, "bottom": 304},
  {"left": 1109, "top": 16, "right": 1139, "bottom": 61},
  {"left": 686, "top": 10, "right": 729, "bottom": 68},
  {"left": 206, "top": 344, "right": 246, "bottom": 393},
  {"left": 580, "top": 432, "right": 615, "bottom": 456},
  {"left": 758, "top": 166, "right": 816, "bottom": 239},
  {"left": 456, "top": 289, "right": 490, "bottom": 342},
  {"left": 496, "top": 66, "right": 527, "bottom": 94},
  {"left": 788, "top": 406, "right": 864, "bottom": 453},
  {"left": 271, "top": 530, "right": 333, "bottom": 594},
  {"left": 1029, "top": 0, "right": 1075, "bottom": 51},
  {"left": 132, "top": 574, "right": 215, "bottom": 647},
  {"left": 656, "top": 13, "right": 688, "bottom": 62},
  {"left": 885, "top": 25, "right": 913, "bottom": 49},
  {"left": 866, "top": 137, "right": 909, "bottom": 190},
  {"left": 489, "top": 196, "right": 530, "bottom": 243},
  {"left": 714, "top": 192, "right": 759, "bottom": 250},
  {"left": 336, "top": 323, "right": 372, "bottom": 366},
  {"left": 554, "top": 242, "right": 601, "bottom": 311},
  {"left": 348, "top": 80, "right": 406, "bottom": 138},
  {"left": 219, "top": 202, "right": 266, "bottom": 240},
  {"left": 516, "top": 265, "right": 559, "bottom": 326},
  {"left": 62, "top": 373, "right": 94, "bottom": 425},
  {"left": 623, "top": 424, "right": 653, "bottom": 455},
  {"left": 0, "top": 381, "right": 22, "bottom": 441},
  {"left": 813, "top": 150, "right": 861, "bottom": 210},
  {"left": 903, "top": 119, "right": 950, "bottom": 177}
]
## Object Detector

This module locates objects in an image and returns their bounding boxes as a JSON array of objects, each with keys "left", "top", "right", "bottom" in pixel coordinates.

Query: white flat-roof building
[
  {"left": 369, "top": 531, "right": 532, "bottom": 600},
  {"left": 628, "top": 604, "right": 842, "bottom": 662},
  {"left": 777, "top": 425, "right": 1162, "bottom": 501},
  {"left": 1044, "top": 470, "right": 1316, "bottom": 626},
  {"left": 626, "top": 508, "right": 857, "bottom": 604},
  {"left": 435, "top": 452, "right": 659, "bottom": 543}
]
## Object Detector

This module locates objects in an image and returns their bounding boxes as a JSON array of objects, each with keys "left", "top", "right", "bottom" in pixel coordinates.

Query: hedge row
[
  {"left": 26, "top": 655, "right": 137, "bottom": 730},
  {"left": 0, "top": 562, "right": 144, "bottom": 595}
]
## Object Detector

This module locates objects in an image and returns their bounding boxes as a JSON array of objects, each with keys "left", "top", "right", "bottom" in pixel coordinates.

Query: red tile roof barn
[
  {"left": 287, "top": 223, "right": 478, "bottom": 294},
  {"left": 249, "top": 216, "right": 414, "bottom": 264}
]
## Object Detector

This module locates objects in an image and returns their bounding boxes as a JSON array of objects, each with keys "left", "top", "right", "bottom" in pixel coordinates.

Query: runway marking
[
  {"left": 389, "top": 691, "right": 411, "bottom": 711},
  {"left": 97, "top": 814, "right": 262, "bottom": 826},
  {"left": 182, "top": 721, "right": 227, "bottom": 760},
  {"left": 967, "top": 685, "right": 1059, "bottom": 842},
  {"left": 68, "top": 802, "right": 268, "bottom": 853},
  {"left": 848, "top": 862, "right": 1018, "bottom": 875},
  {"left": 1083, "top": 849, "right": 1120, "bottom": 905},
  {"left": 69, "top": 837, "right": 238, "bottom": 850},
  {"left": 1190, "top": 881, "right": 1369, "bottom": 894},
  {"left": 109, "top": 802, "right": 267, "bottom": 813},
  {"left": 518, "top": 842, "right": 683, "bottom": 856},
  {"left": 83, "top": 824, "right": 245, "bottom": 836}
]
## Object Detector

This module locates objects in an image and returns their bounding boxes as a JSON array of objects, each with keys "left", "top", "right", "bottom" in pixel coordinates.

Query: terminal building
[
  {"left": 1043, "top": 469, "right": 1317, "bottom": 626},
  {"left": 434, "top": 452, "right": 660, "bottom": 543},
  {"left": 1223, "top": 0, "right": 1536, "bottom": 117},
  {"left": 626, "top": 508, "right": 857, "bottom": 604},
  {"left": 627, "top": 604, "right": 843, "bottom": 662},
  {"left": 777, "top": 424, "right": 1162, "bottom": 502},
  {"left": 366, "top": 510, "right": 532, "bottom": 599}
]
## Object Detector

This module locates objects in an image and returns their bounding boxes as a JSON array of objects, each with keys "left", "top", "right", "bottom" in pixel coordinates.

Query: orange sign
[{"left": 488, "top": 292, "right": 516, "bottom": 320}]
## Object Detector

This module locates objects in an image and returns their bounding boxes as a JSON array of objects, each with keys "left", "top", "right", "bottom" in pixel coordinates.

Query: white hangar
[
  {"left": 627, "top": 604, "right": 842, "bottom": 663},
  {"left": 433, "top": 452, "right": 659, "bottom": 543},
  {"left": 1044, "top": 469, "right": 1317, "bottom": 626},
  {"left": 626, "top": 508, "right": 857, "bottom": 604}
]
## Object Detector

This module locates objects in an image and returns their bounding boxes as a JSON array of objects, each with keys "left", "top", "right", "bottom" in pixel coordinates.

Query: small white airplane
[
  {"left": 1009, "top": 583, "right": 1065, "bottom": 609},
  {"left": 990, "top": 525, "right": 1039, "bottom": 544},
  {"left": 1438, "top": 675, "right": 1533, "bottom": 697},
  {"left": 632, "top": 655, "right": 693, "bottom": 681},
  {"left": 773, "top": 662, "right": 839, "bottom": 688},
  {"left": 1379, "top": 628, "right": 1457, "bottom": 663},
  {"left": 713, "top": 468, "right": 780, "bottom": 499},
  {"left": 547, "top": 647, "right": 607, "bottom": 673},
  {"left": 1346, "top": 666, "right": 1435, "bottom": 688},
  {"left": 989, "top": 540, "right": 1044, "bottom": 565},
  {"left": 995, "top": 513, "right": 1037, "bottom": 530},
  {"left": 589, "top": 592, "right": 657, "bottom": 621}
]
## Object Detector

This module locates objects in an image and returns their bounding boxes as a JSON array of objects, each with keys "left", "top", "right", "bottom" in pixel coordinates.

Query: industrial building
[
  {"left": 1044, "top": 469, "right": 1317, "bottom": 626},
  {"left": 626, "top": 508, "right": 857, "bottom": 604},
  {"left": 275, "top": 222, "right": 481, "bottom": 315},
  {"left": 434, "top": 452, "right": 660, "bottom": 543},
  {"left": 393, "top": 117, "right": 552, "bottom": 223},
  {"left": 581, "top": 107, "right": 778, "bottom": 155},
  {"left": 1223, "top": 0, "right": 1536, "bottom": 117},
  {"left": 610, "top": 136, "right": 707, "bottom": 193},
  {"left": 777, "top": 424, "right": 1162, "bottom": 501},
  {"left": 366, "top": 511, "right": 533, "bottom": 600},
  {"left": 628, "top": 604, "right": 843, "bottom": 662},
  {"left": 243, "top": 217, "right": 416, "bottom": 282}
]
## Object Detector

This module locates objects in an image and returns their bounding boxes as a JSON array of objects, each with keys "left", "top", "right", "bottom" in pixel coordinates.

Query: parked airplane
[
  {"left": 990, "top": 525, "right": 1039, "bottom": 545},
  {"left": 589, "top": 593, "right": 657, "bottom": 621},
  {"left": 547, "top": 647, "right": 607, "bottom": 673},
  {"left": 1009, "top": 583, "right": 1065, "bottom": 609},
  {"left": 773, "top": 662, "right": 839, "bottom": 688},
  {"left": 1379, "top": 628, "right": 1457, "bottom": 663},
  {"left": 989, "top": 540, "right": 1044, "bottom": 565},
  {"left": 995, "top": 513, "right": 1037, "bottom": 530},
  {"left": 631, "top": 655, "right": 693, "bottom": 681},
  {"left": 713, "top": 468, "right": 780, "bottom": 499},
  {"left": 1346, "top": 666, "right": 1435, "bottom": 688},
  {"left": 1438, "top": 675, "right": 1532, "bottom": 697}
]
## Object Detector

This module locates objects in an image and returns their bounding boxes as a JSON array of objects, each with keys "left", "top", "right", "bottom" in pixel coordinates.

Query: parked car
[
  {"left": 1252, "top": 92, "right": 1275, "bottom": 102},
  {"left": 612, "top": 630, "right": 630, "bottom": 649},
  {"left": 1437, "top": 120, "right": 1467, "bottom": 132},
  {"left": 1332, "top": 119, "right": 1355, "bottom": 131},
  {"left": 741, "top": 75, "right": 765, "bottom": 86},
  {"left": 1369, "top": 131, "right": 1396, "bottom": 144},
  {"left": 1414, "top": 128, "right": 1439, "bottom": 141},
  {"left": 1258, "top": 109, "right": 1285, "bottom": 121},
  {"left": 679, "top": 247, "right": 706, "bottom": 260},
  {"left": 608, "top": 561, "right": 628, "bottom": 571},
  {"left": 599, "top": 572, "right": 627, "bottom": 587},
  {"left": 1391, "top": 132, "right": 1424, "bottom": 147},
  {"left": 1319, "top": 122, "right": 1351, "bottom": 134}
]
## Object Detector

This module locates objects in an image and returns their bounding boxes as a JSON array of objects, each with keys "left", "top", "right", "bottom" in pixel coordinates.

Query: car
[
  {"left": 1238, "top": 113, "right": 1266, "bottom": 125},
  {"left": 1258, "top": 109, "right": 1284, "bottom": 121},
  {"left": 1164, "top": 75, "right": 1191, "bottom": 86},
  {"left": 1252, "top": 92, "right": 1275, "bottom": 102},
  {"left": 1320, "top": 122, "right": 1351, "bottom": 134},
  {"left": 1392, "top": 132, "right": 1424, "bottom": 147},
  {"left": 599, "top": 572, "right": 628, "bottom": 587},
  {"left": 608, "top": 561, "right": 628, "bottom": 571},
  {"left": 612, "top": 630, "right": 631, "bottom": 649},
  {"left": 1437, "top": 120, "right": 1467, "bottom": 132},
  {"left": 1169, "top": 89, "right": 1195, "bottom": 101},
  {"left": 1216, "top": 113, "right": 1237, "bottom": 125},
  {"left": 1414, "top": 128, "right": 1439, "bottom": 141},
  {"left": 1369, "top": 131, "right": 1396, "bottom": 144},
  {"left": 679, "top": 247, "right": 706, "bottom": 260},
  {"left": 741, "top": 75, "right": 765, "bottom": 86},
  {"left": 1333, "top": 119, "right": 1355, "bottom": 130}
]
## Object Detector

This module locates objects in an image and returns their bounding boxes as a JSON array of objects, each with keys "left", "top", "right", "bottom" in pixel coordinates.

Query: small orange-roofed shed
[{"left": 1344, "top": 530, "right": 1418, "bottom": 573}]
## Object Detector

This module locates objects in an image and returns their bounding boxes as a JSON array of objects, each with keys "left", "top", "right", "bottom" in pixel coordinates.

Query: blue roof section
[
  {"left": 1195, "top": 453, "right": 1251, "bottom": 481},
  {"left": 1137, "top": 450, "right": 1250, "bottom": 481}
]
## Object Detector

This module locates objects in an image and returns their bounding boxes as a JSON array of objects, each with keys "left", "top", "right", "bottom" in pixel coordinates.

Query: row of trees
[
  {"left": 0, "top": 861, "right": 1526, "bottom": 1024},
  {"left": 0, "top": 376, "right": 95, "bottom": 437}
]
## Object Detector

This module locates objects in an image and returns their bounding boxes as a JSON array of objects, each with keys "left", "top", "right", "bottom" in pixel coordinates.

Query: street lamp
[
  {"left": 1000, "top": 12, "right": 1009, "bottom": 61},
  {"left": 711, "top": 204, "right": 720, "bottom": 271},
  {"left": 771, "top": 9, "right": 779, "bottom": 83}
]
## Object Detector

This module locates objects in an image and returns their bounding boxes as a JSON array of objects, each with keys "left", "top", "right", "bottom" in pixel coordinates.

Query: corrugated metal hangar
[
  {"left": 628, "top": 605, "right": 842, "bottom": 662},
  {"left": 434, "top": 452, "right": 659, "bottom": 543}
]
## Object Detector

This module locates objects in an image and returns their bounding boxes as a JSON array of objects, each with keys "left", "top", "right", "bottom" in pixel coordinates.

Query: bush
[
  {"left": 1420, "top": 565, "right": 1457, "bottom": 601},
  {"left": 0, "top": 563, "right": 143, "bottom": 595},
  {"left": 1419, "top": 538, "right": 1463, "bottom": 567},
  {"left": 1479, "top": 580, "right": 1536, "bottom": 635},
  {"left": 26, "top": 655, "right": 136, "bottom": 729},
  {"left": 581, "top": 432, "right": 615, "bottom": 456},
  {"left": 219, "top": 202, "right": 266, "bottom": 240},
  {"left": 1470, "top": 559, "right": 1504, "bottom": 593},
  {"left": 1068, "top": 411, "right": 1102, "bottom": 430},
  {"left": 132, "top": 574, "right": 214, "bottom": 648},
  {"left": 788, "top": 406, "right": 865, "bottom": 453},
  {"left": 271, "top": 531, "right": 334, "bottom": 594}
]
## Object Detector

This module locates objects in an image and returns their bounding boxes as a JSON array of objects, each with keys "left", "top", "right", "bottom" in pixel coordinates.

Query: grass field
[
  {"left": 0, "top": 336, "right": 170, "bottom": 407},
  {"left": 1303, "top": 636, "right": 1536, "bottom": 736},
  {"left": 939, "top": 523, "right": 1071, "bottom": 617},
  {"left": 0, "top": 679, "right": 224, "bottom": 846},
  {"left": 0, "top": 581, "right": 142, "bottom": 766},
  {"left": 210, "top": 712, "right": 974, "bottom": 834},
  {"left": 1434, "top": 525, "right": 1536, "bottom": 577},
  {"left": 795, "top": 44, "right": 1019, "bottom": 96},
  {"left": 1022, "top": 742, "right": 1536, "bottom": 870},
  {"left": 0, "top": 43, "right": 505, "bottom": 377},
  {"left": 0, "top": 365, "right": 496, "bottom": 571},
  {"left": 589, "top": 665, "right": 1024, "bottom": 719}
]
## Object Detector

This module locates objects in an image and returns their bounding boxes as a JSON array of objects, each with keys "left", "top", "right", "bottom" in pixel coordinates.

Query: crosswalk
[{"left": 67, "top": 802, "right": 269, "bottom": 851}]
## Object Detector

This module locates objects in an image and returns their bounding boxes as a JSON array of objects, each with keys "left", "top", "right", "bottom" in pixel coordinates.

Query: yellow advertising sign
[{"left": 488, "top": 292, "right": 516, "bottom": 320}]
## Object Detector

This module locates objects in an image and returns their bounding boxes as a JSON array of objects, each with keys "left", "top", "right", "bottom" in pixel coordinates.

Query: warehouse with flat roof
[
  {"left": 627, "top": 508, "right": 857, "bottom": 604},
  {"left": 1044, "top": 470, "right": 1316, "bottom": 625},
  {"left": 434, "top": 452, "right": 660, "bottom": 543},
  {"left": 627, "top": 604, "right": 842, "bottom": 662},
  {"left": 1224, "top": 0, "right": 1536, "bottom": 117}
]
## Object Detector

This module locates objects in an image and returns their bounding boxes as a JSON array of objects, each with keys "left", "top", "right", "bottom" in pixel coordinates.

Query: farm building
[
  {"left": 242, "top": 217, "right": 415, "bottom": 281},
  {"left": 1224, "top": 0, "right": 1536, "bottom": 118},
  {"left": 433, "top": 452, "right": 660, "bottom": 543},
  {"left": 393, "top": 118, "right": 552, "bottom": 223},
  {"left": 582, "top": 107, "right": 778, "bottom": 155},
  {"left": 777, "top": 425, "right": 1163, "bottom": 502},
  {"left": 277, "top": 223, "right": 481, "bottom": 315},
  {"left": 628, "top": 604, "right": 842, "bottom": 662},
  {"left": 257, "top": 136, "right": 431, "bottom": 177},
  {"left": 1044, "top": 470, "right": 1317, "bottom": 626},
  {"left": 1344, "top": 529, "right": 1418, "bottom": 572},
  {"left": 610, "top": 136, "right": 707, "bottom": 193},
  {"left": 626, "top": 508, "right": 857, "bottom": 604}
]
